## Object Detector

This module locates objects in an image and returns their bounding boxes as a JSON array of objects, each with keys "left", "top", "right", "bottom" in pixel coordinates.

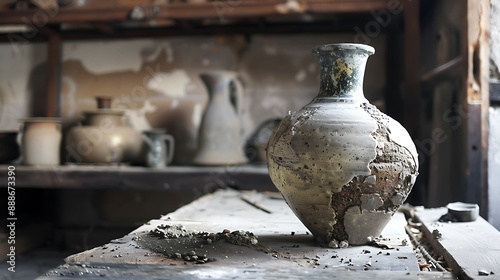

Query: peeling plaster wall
[
  {"left": 489, "top": 0, "right": 500, "bottom": 230},
  {"left": 0, "top": 34, "right": 386, "bottom": 164},
  {"left": 489, "top": 108, "right": 500, "bottom": 230},
  {"left": 0, "top": 43, "right": 47, "bottom": 130},
  {"left": 490, "top": 0, "right": 500, "bottom": 78}
]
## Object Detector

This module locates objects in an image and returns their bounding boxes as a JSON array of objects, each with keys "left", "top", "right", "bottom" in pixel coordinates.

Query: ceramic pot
[
  {"left": 266, "top": 43, "right": 419, "bottom": 246},
  {"left": 0, "top": 131, "right": 20, "bottom": 164},
  {"left": 245, "top": 118, "right": 281, "bottom": 164},
  {"left": 142, "top": 129, "right": 175, "bottom": 168},
  {"left": 65, "top": 101, "right": 143, "bottom": 165},
  {"left": 20, "top": 118, "right": 62, "bottom": 166},
  {"left": 193, "top": 70, "right": 248, "bottom": 165}
]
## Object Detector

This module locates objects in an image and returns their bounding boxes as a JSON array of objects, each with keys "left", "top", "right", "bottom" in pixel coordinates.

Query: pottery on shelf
[
  {"left": 65, "top": 97, "right": 143, "bottom": 165},
  {"left": 193, "top": 70, "right": 248, "bottom": 165},
  {"left": 245, "top": 118, "right": 281, "bottom": 164},
  {"left": 20, "top": 118, "right": 62, "bottom": 166},
  {"left": 142, "top": 129, "right": 175, "bottom": 168},
  {"left": 266, "top": 43, "right": 419, "bottom": 246}
]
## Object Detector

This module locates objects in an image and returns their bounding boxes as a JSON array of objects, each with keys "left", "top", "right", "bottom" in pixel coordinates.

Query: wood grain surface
[
  {"left": 416, "top": 207, "right": 500, "bottom": 279},
  {"left": 62, "top": 190, "right": 421, "bottom": 274}
]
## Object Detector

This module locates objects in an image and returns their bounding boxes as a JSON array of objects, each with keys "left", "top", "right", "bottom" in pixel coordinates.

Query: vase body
[
  {"left": 65, "top": 102, "right": 143, "bottom": 165},
  {"left": 193, "top": 70, "right": 247, "bottom": 165},
  {"left": 266, "top": 44, "right": 419, "bottom": 246},
  {"left": 21, "top": 118, "right": 62, "bottom": 166}
]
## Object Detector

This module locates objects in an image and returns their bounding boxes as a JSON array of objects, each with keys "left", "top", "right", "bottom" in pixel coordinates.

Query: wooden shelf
[
  {"left": 0, "top": 0, "right": 420, "bottom": 195},
  {"left": 0, "top": 0, "right": 389, "bottom": 24},
  {"left": 0, "top": 164, "right": 275, "bottom": 191}
]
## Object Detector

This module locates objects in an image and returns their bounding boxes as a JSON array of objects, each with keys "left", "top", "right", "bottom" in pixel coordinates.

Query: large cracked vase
[{"left": 266, "top": 43, "right": 419, "bottom": 246}]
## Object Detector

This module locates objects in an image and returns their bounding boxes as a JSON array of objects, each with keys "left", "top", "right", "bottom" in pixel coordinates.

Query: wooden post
[
  {"left": 463, "top": 0, "right": 490, "bottom": 218},
  {"left": 402, "top": 0, "right": 420, "bottom": 139},
  {"left": 385, "top": 13, "right": 403, "bottom": 121},
  {"left": 42, "top": 27, "right": 62, "bottom": 117}
]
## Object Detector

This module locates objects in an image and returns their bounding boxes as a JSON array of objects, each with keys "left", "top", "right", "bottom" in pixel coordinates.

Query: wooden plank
[
  {"left": 462, "top": 0, "right": 490, "bottom": 217},
  {"left": 40, "top": 264, "right": 455, "bottom": 279},
  {"left": 0, "top": 223, "right": 52, "bottom": 262},
  {"left": 44, "top": 30, "right": 61, "bottom": 118},
  {"left": 385, "top": 12, "right": 404, "bottom": 122},
  {"left": 55, "top": 20, "right": 374, "bottom": 40},
  {"left": 0, "top": 164, "right": 275, "bottom": 191},
  {"left": 416, "top": 207, "right": 500, "bottom": 279},
  {"left": 0, "top": 0, "right": 390, "bottom": 24},
  {"left": 421, "top": 56, "right": 462, "bottom": 84},
  {"left": 64, "top": 190, "right": 421, "bottom": 273},
  {"left": 402, "top": 0, "right": 420, "bottom": 138}
]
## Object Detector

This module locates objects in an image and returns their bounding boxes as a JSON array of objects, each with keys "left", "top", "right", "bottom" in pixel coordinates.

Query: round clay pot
[
  {"left": 65, "top": 109, "right": 143, "bottom": 165},
  {"left": 266, "top": 43, "right": 419, "bottom": 246},
  {"left": 245, "top": 118, "right": 281, "bottom": 164}
]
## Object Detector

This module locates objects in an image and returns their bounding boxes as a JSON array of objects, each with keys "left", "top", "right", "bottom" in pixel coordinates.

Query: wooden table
[{"left": 39, "top": 189, "right": 499, "bottom": 279}]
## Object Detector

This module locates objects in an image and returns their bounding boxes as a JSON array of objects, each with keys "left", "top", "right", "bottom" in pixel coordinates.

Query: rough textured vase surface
[
  {"left": 266, "top": 43, "right": 419, "bottom": 246},
  {"left": 20, "top": 118, "right": 62, "bottom": 166},
  {"left": 193, "top": 70, "right": 247, "bottom": 165}
]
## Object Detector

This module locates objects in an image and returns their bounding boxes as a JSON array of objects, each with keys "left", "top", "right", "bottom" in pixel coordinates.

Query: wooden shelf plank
[
  {"left": 41, "top": 264, "right": 456, "bottom": 280},
  {"left": 0, "top": 0, "right": 390, "bottom": 24},
  {"left": 44, "top": 31, "right": 62, "bottom": 118},
  {"left": 0, "top": 164, "right": 274, "bottom": 191},
  {"left": 61, "top": 190, "right": 422, "bottom": 273},
  {"left": 416, "top": 207, "right": 500, "bottom": 279}
]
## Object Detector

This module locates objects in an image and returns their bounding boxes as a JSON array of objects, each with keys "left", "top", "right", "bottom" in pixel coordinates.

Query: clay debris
[
  {"left": 146, "top": 224, "right": 259, "bottom": 263},
  {"left": 149, "top": 224, "right": 258, "bottom": 246}
]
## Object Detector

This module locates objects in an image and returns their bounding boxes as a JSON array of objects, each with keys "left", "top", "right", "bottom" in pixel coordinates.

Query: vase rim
[
  {"left": 19, "top": 117, "right": 62, "bottom": 123},
  {"left": 313, "top": 43, "right": 375, "bottom": 55}
]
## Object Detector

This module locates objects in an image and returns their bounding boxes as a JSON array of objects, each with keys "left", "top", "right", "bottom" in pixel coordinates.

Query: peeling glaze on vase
[
  {"left": 65, "top": 98, "right": 143, "bottom": 165},
  {"left": 193, "top": 70, "right": 248, "bottom": 165},
  {"left": 266, "top": 44, "right": 419, "bottom": 246},
  {"left": 20, "top": 118, "right": 62, "bottom": 166}
]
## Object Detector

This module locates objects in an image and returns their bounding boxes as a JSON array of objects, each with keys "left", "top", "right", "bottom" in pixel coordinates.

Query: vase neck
[
  {"left": 314, "top": 44, "right": 374, "bottom": 102},
  {"left": 200, "top": 71, "right": 237, "bottom": 99}
]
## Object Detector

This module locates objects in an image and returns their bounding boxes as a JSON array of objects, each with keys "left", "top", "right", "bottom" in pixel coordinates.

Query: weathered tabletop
[{"left": 40, "top": 190, "right": 463, "bottom": 279}]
